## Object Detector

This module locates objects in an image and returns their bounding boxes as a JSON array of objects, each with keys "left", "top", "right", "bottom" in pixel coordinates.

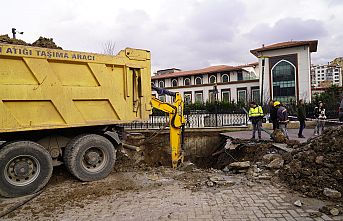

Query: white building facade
[
  {"left": 311, "top": 64, "right": 342, "bottom": 88},
  {"left": 152, "top": 40, "right": 318, "bottom": 105},
  {"left": 250, "top": 40, "right": 318, "bottom": 103},
  {"left": 151, "top": 64, "right": 260, "bottom": 104}
]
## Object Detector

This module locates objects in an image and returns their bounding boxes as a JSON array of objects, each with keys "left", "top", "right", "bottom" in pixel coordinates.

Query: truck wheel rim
[
  {"left": 82, "top": 147, "right": 108, "bottom": 173},
  {"left": 4, "top": 155, "right": 40, "bottom": 186}
]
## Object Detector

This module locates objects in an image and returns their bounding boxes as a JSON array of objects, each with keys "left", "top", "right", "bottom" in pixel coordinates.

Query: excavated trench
[
  {"left": 124, "top": 129, "right": 343, "bottom": 206},
  {"left": 190, "top": 139, "right": 293, "bottom": 169},
  {"left": 124, "top": 131, "right": 293, "bottom": 170}
]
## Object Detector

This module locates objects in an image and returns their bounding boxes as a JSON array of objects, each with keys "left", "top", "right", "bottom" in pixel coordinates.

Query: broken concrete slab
[
  {"left": 224, "top": 139, "right": 239, "bottom": 150},
  {"left": 323, "top": 188, "right": 342, "bottom": 199},
  {"left": 330, "top": 208, "right": 340, "bottom": 216},
  {"left": 229, "top": 161, "right": 251, "bottom": 169},
  {"left": 272, "top": 143, "right": 293, "bottom": 153},
  {"left": 262, "top": 153, "right": 282, "bottom": 164},
  {"left": 267, "top": 158, "right": 284, "bottom": 169},
  {"left": 208, "top": 176, "right": 236, "bottom": 186},
  {"left": 293, "top": 200, "right": 302, "bottom": 207}
]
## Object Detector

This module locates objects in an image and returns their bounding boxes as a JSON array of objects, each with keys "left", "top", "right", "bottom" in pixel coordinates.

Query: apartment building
[
  {"left": 311, "top": 64, "right": 342, "bottom": 88},
  {"left": 330, "top": 57, "right": 343, "bottom": 86}
]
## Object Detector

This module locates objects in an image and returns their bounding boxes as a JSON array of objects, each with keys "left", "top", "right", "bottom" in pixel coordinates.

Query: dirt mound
[
  {"left": 0, "top": 34, "right": 62, "bottom": 49},
  {"left": 280, "top": 126, "right": 343, "bottom": 202},
  {"left": 32, "top": 37, "right": 62, "bottom": 49},
  {"left": 0, "top": 34, "right": 29, "bottom": 46}
]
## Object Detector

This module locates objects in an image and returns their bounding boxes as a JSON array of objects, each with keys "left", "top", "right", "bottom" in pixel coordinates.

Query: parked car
[{"left": 339, "top": 99, "right": 343, "bottom": 121}]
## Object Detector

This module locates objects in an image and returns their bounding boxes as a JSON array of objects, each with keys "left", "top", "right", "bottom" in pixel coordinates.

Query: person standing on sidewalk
[
  {"left": 269, "top": 100, "right": 279, "bottom": 131},
  {"left": 297, "top": 99, "right": 306, "bottom": 138},
  {"left": 248, "top": 101, "right": 264, "bottom": 140},
  {"left": 314, "top": 101, "right": 326, "bottom": 135},
  {"left": 275, "top": 101, "right": 289, "bottom": 139}
]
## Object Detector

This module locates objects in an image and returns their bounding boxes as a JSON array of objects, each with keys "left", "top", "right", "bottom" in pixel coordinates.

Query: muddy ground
[
  {"left": 0, "top": 127, "right": 342, "bottom": 220},
  {"left": 0, "top": 159, "right": 336, "bottom": 220},
  {"left": 0, "top": 148, "right": 342, "bottom": 220},
  {"left": 0, "top": 159, "right": 238, "bottom": 220}
]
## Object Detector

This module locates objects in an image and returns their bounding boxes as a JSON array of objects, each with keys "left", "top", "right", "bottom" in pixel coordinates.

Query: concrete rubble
[
  {"left": 293, "top": 200, "right": 302, "bottom": 207},
  {"left": 266, "top": 158, "right": 284, "bottom": 169},
  {"left": 262, "top": 153, "right": 283, "bottom": 163},
  {"left": 330, "top": 208, "right": 340, "bottom": 216},
  {"left": 319, "top": 204, "right": 343, "bottom": 216},
  {"left": 212, "top": 126, "right": 343, "bottom": 218},
  {"left": 323, "top": 188, "right": 342, "bottom": 199},
  {"left": 228, "top": 161, "right": 251, "bottom": 169}
]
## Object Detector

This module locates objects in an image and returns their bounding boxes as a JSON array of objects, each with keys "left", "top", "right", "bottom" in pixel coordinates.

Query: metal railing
[{"left": 124, "top": 112, "right": 248, "bottom": 129}]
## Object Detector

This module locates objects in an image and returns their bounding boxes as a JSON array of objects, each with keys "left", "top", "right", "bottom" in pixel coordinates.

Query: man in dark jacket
[
  {"left": 275, "top": 101, "right": 289, "bottom": 139},
  {"left": 297, "top": 99, "right": 306, "bottom": 138},
  {"left": 269, "top": 100, "right": 278, "bottom": 131}
]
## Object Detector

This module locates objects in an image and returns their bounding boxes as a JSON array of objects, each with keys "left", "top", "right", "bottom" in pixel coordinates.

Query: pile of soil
[
  {"left": 280, "top": 126, "right": 343, "bottom": 201},
  {"left": 32, "top": 37, "right": 62, "bottom": 49},
  {"left": 0, "top": 34, "right": 62, "bottom": 49},
  {"left": 0, "top": 34, "right": 29, "bottom": 46}
]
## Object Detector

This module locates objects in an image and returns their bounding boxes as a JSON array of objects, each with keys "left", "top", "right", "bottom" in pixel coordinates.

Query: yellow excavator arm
[{"left": 151, "top": 86, "right": 186, "bottom": 168}]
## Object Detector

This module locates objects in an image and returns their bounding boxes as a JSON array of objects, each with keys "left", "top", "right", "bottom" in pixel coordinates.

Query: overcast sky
[{"left": 1, "top": 0, "right": 342, "bottom": 72}]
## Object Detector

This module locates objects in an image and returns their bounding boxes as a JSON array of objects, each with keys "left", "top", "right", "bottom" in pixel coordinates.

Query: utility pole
[
  {"left": 260, "top": 58, "right": 265, "bottom": 105},
  {"left": 213, "top": 84, "right": 219, "bottom": 127},
  {"left": 11, "top": 28, "right": 24, "bottom": 39}
]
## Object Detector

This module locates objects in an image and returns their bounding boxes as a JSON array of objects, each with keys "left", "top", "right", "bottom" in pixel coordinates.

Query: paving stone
[{"left": 4, "top": 171, "right": 343, "bottom": 221}]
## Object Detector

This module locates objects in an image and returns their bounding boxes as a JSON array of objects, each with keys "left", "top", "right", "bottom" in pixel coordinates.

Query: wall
[
  {"left": 258, "top": 45, "right": 312, "bottom": 103},
  {"left": 153, "top": 81, "right": 259, "bottom": 103},
  {"left": 127, "top": 129, "right": 226, "bottom": 164}
]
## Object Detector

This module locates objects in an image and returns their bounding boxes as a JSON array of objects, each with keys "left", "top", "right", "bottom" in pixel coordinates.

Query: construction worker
[
  {"left": 275, "top": 101, "right": 289, "bottom": 139},
  {"left": 248, "top": 101, "right": 264, "bottom": 140},
  {"left": 269, "top": 100, "right": 279, "bottom": 131},
  {"left": 297, "top": 99, "right": 306, "bottom": 138},
  {"left": 314, "top": 101, "right": 326, "bottom": 135}
]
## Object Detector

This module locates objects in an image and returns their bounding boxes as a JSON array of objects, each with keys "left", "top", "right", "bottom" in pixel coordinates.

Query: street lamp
[{"left": 12, "top": 28, "right": 24, "bottom": 39}]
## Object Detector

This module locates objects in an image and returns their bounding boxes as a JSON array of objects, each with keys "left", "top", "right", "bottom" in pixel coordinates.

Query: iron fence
[{"left": 124, "top": 112, "right": 248, "bottom": 129}]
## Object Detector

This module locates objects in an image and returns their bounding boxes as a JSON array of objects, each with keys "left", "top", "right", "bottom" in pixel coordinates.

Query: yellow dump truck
[{"left": 0, "top": 43, "right": 153, "bottom": 197}]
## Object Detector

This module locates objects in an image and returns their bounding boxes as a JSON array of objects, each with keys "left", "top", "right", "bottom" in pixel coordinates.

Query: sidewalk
[{"left": 222, "top": 128, "right": 317, "bottom": 143}]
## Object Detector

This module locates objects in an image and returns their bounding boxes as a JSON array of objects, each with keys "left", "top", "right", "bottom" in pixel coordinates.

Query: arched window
[
  {"left": 195, "top": 77, "right": 202, "bottom": 85},
  {"left": 171, "top": 79, "right": 178, "bottom": 87},
  {"left": 209, "top": 75, "right": 216, "bottom": 84},
  {"left": 184, "top": 78, "right": 191, "bottom": 86},
  {"left": 222, "top": 74, "right": 229, "bottom": 83},
  {"left": 272, "top": 60, "right": 296, "bottom": 102},
  {"left": 159, "top": 80, "right": 165, "bottom": 88}
]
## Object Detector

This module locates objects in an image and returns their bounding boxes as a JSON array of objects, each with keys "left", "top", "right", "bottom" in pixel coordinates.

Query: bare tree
[{"left": 103, "top": 41, "right": 116, "bottom": 55}]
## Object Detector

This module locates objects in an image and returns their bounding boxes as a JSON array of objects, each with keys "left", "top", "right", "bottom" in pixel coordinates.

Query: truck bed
[{"left": 0, "top": 43, "right": 152, "bottom": 133}]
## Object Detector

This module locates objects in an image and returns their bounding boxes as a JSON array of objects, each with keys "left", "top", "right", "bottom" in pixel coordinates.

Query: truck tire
[
  {"left": 0, "top": 141, "right": 53, "bottom": 198},
  {"left": 63, "top": 134, "right": 116, "bottom": 182}
]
